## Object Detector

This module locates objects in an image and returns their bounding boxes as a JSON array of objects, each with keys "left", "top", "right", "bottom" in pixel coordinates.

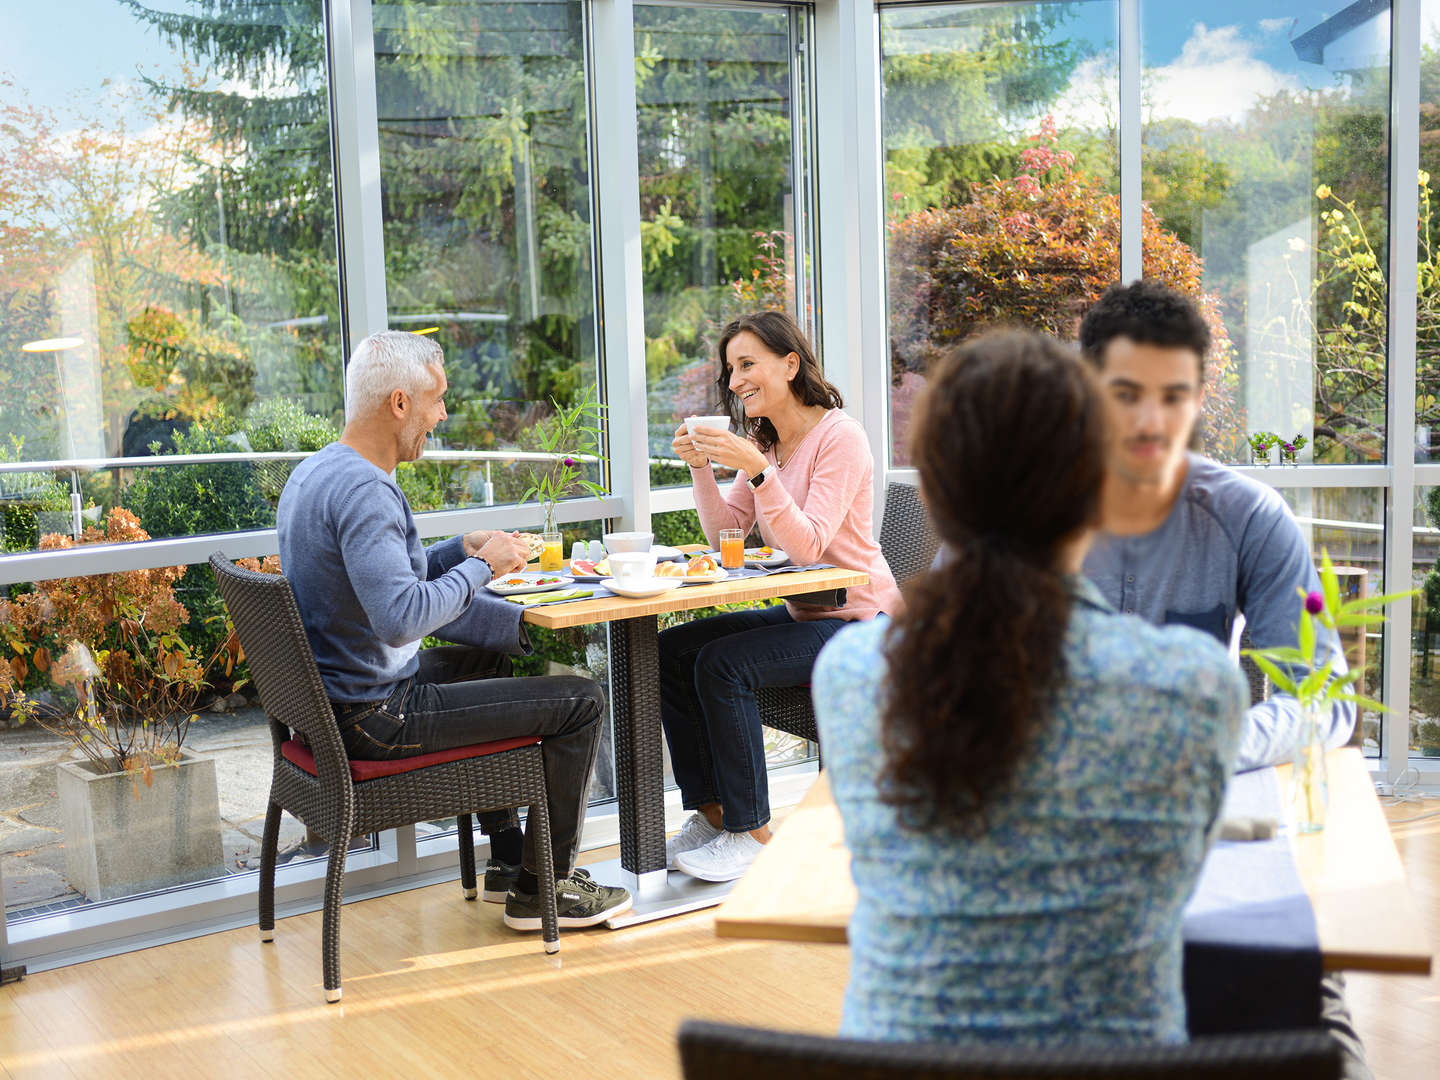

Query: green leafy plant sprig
[
  {"left": 1242, "top": 550, "right": 1415, "bottom": 713},
  {"left": 516, "top": 387, "right": 608, "bottom": 533}
]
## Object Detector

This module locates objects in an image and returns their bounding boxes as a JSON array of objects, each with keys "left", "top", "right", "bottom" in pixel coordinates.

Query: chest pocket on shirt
[{"left": 1164, "top": 604, "right": 1228, "bottom": 646}]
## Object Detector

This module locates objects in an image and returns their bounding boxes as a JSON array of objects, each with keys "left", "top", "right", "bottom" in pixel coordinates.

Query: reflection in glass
[
  {"left": 634, "top": 4, "right": 815, "bottom": 478},
  {"left": 880, "top": 1, "right": 1119, "bottom": 465},
  {"left": 0, "top": 0, "right": 341, "bottom": 553},
  {"left": 1141, "top": 3, "right": 1392, "bottom": 465},
  {"left": 1411, "top": 487, "right": 1440, "bottom": 757},
  {"left": 374, "top": 0, "right": 601, "bottom": 510},
  {"left": 1274, "top": 486, "right": 1385, "bottom": 756}
]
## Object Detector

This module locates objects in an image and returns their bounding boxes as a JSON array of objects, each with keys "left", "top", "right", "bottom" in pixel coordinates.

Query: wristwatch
[{"left": 749, "top": 464, "right": 776, "bottom": 490}]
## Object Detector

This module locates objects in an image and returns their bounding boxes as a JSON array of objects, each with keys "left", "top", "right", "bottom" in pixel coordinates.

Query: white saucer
[{"left": 602, "top": 576, "right": 685, "bottom": 600}]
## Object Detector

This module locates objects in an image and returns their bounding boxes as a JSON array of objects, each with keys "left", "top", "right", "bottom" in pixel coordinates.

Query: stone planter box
[{"left": 56, "top": 749, "right": 225, "bottom": 901}]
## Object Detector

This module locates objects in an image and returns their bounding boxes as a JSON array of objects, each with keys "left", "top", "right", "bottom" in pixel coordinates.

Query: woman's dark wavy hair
[
  {"left": 880, "top": 331, "right": 1106, "bottom": 834},
  {"left": 715, "top": 311, "right": 843, "bottom": 454}
]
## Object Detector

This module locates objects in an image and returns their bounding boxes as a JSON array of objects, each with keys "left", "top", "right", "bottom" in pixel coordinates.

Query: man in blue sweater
[
  {"left": 1078, "top": 280, "right": 1366, "bottom": 1078},
  {"left": 277, "top": 330, "right": 630, "bottom": 930}
]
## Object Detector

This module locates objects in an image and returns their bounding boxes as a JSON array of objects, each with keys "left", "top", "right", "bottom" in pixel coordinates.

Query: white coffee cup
[
  {"left": 608, "top": 551, "right": 657, "bottom": 582},
  {"left": 685, "top": 415, "right": 731, "bottom": 436}
]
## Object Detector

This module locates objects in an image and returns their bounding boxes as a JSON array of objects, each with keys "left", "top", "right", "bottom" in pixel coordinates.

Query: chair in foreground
[
  {"left": 755, "top": 480, "right": 941, "bottom": 744},
  {"left": 210, "top": 553, "right": 559, "bottom": 1003},
  {"left": 676, "top": 1020, "right": 1342, "bottom": 1080}
]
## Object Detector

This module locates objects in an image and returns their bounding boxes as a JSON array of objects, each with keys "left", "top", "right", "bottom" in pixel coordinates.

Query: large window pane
[
  {"left": 634, "top": 4, "right": 816, "bottom": 481},
  {"left": 880, "top": 1, "right": 1119, "bottom": 465},
  {"left": 1141, "top": 3, "right": 1392, "bottom": 465},
  {"left": 1420, "top": 4, "right": 1440, "bottom": 460},
  {"left": 373, "top": 0, "right": 602, "bottom": 510},
  {"left": 0, "top": 0, "right": 342, "bottom": 554}
]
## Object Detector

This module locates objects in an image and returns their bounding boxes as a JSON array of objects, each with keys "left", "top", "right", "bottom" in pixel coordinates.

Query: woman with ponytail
[{"left": 813, "top": 331, "right": 1246, "bottom": 1047}]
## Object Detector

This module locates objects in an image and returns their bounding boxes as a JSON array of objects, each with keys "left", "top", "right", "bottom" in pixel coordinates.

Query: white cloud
[
  {"left": 1259, "top": 17, "right": 1294, "bottom": 36},
  {"left": 1145, "top": 23, "right": 1300, "bottom": 124}
]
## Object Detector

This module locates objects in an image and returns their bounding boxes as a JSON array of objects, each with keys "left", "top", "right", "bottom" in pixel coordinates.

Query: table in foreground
[
  {"left": 522, "top": 563, "right": 869, "bottom": 927},
  {"left": 714, "top": 749, "right": 1432, "bottom": 975}
]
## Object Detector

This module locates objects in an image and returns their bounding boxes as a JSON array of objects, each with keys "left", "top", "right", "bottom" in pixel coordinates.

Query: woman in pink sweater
[{"left": 660, "top": 311, "right": 901, "bottom": 882}]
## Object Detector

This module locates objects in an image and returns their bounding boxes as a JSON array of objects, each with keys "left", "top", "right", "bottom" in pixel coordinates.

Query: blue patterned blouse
[{"left": 812, "top": 577, "right": 1246, "bottom": 1047}]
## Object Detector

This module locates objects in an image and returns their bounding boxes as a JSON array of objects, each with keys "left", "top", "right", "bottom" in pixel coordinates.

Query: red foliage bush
[{"left": 886, "top": 120, "right": 1243, "bottom": 465}]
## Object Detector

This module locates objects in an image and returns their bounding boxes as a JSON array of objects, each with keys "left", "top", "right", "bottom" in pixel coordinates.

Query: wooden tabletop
[
  {"left": 519, "top": 565, "right": 870, "bottom": 629},
  {"left": 715, "top": 749, "right": 1433, "bottom": 974}
]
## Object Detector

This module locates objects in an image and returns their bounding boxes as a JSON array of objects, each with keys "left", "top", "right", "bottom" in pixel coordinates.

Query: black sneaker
[
  {"left": 503, "top": 868, "right": 633, "bottom": 930},
  {"left": 482, "top": 858, "right": 521, "bottom": 903}
]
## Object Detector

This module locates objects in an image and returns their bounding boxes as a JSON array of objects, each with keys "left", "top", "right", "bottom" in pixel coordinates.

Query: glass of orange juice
[
  {"left": 719, "top": 529, "right": 745, "bottom": 570},
  {"left": 540, "top": 532, "right": 565, "bottom": 572}
]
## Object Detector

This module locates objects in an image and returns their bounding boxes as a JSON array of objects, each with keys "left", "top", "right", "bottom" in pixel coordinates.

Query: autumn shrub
[
  {"left": 886, "top": 119, "right": 1243, "bottom": 464},
  {"left": 0, "top": 510, "right": 274, "bottom": 775}
]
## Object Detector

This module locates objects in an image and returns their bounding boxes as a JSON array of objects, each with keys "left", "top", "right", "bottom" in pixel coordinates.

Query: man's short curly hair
[{"left": 1078, "top": 279, "right": 1210, "bottom": 382}]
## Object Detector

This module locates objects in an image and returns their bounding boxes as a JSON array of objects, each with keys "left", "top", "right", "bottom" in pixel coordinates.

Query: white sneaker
[
  {"left": 666, "top": 812, "right": 723, "bottom": 869},
  {"left": 673, "top": 829, "right": 764, "bottom": 882}
]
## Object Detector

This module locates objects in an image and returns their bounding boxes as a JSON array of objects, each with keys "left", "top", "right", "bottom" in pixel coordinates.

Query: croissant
[
  {"left": 654, "top": 562, "right": 685, "bottom": 578},
  {"left": 686, "top": 554, "right": 718, "bottom": 576}
]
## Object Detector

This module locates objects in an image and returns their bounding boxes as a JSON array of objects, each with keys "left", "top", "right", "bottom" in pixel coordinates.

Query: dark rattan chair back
[
  {"left": 677, "top": 1020, "right": 1342, "bottom": 1080},
  {"left": 877, "top": 481, "right": 940, "bottom": 586},
  {"left": 210, "top": 554, "right": 349, "bottom": 777}
]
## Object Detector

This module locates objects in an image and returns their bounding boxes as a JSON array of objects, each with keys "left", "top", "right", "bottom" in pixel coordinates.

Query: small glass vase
[
  {"left": 1252, "top": 447, "right": 1272, "bottom": 466},
  {"left": 1279, "top": 450, "right": 1298, "bottom": 466},
  {"left": 1289, "top": 703, "right": 1329, "bottom": 834}
]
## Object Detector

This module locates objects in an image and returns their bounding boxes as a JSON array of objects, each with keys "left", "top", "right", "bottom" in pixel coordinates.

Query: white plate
[
  {"left": 744, "top": 547, "right": 788, "bottom": 568},
  {"left": 565, "top": 561, "right": 611, "bottom": 582},
  {"left": 678, "top": 567, "right": 730, "bottom": 586},
  {"left": 651, "top": 544, "right": 685, "bottom": 562},
  {"left": 485, "top": 572, "right": 574, "bottom": 597},
  {"left": 601, "top": 576, "right": 685, "bottom": 600}
]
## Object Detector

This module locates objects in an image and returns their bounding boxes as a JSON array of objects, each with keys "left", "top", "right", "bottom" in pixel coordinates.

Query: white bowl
[
  {"left": 607, "top": 551, "right": 658, "bottom": 581},
  {"left": 603, "top": 531, "right": 653, "bottom": 554},
  {"left": 685, "top": 415, "right": 731, "bottom": 436}
]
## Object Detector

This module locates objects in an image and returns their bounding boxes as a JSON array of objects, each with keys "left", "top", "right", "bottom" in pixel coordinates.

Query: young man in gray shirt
[
  {"left": 276, "top": 330, "right": 630, "bottom": 930},
  {"left": 1078, "top": 279, "right": 1366, "bottom": 1077}
]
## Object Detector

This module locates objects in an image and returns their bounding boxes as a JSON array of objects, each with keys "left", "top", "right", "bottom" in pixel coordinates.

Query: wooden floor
[{"left": 0, "top": 799, "right": 1437, "bottom": 1079}]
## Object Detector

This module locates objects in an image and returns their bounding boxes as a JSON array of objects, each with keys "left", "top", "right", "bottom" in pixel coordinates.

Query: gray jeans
[{"left": 335, "top": 646, "right": 604, "bottom": 879}]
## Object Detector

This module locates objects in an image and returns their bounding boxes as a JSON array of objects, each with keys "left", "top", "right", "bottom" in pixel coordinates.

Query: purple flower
[
  {"left": 1283, "top": 443, "right": 1296, "bottom": 453},
  {"left": 1305, "top": 591, "right": 1325, "bottom": 615},
  {"left": 563, "top": 457, "right": 576, "bottom": 467}
]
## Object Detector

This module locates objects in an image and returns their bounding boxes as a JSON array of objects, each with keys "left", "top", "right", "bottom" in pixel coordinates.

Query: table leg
[
  {"left": 602, "top": 614, "right": 742, "bottom": 926},
  {"left": 608, "top": 615, "right": 667, "bottom": 886}
]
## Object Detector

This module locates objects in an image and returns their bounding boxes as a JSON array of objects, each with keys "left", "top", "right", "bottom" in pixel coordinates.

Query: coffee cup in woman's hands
[{"left": 672, "top": 423, "right": 710, "bottom": 468}]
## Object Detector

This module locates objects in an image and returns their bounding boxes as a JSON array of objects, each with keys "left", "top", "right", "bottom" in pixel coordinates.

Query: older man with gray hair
[{"left": 277, "top": 330, "right": 630, "bottom": 930}]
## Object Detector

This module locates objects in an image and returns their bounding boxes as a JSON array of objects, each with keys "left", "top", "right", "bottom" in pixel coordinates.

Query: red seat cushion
[{"left": 281, "top": 735, "right": 540, "bottom": 782}]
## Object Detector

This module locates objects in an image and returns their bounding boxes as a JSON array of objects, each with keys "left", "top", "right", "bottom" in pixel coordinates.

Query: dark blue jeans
[
  {"left": 658, "top": 606, "right": 847, "bottom": 833},
  {"left": 332, "top": 646, "right": 604, "bottom": 879}
]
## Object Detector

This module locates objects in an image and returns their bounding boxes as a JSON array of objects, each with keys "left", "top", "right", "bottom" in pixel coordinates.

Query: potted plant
[
  {"left": 1244, "top": 551, "right": 1415, "bottom": 832},
  {"left": 0, "top": 509, "right": 263, "bottom": 900},
  {"left": 1278, "top": 434, "right": 1308, "bottom": 466},
  {"left": 1419, "top": 721, "right": 1440, "bottom": 757},
  {"left": 517, "top": 387, "right": 607, "bottom": 569},
  {"left": 1248, "top": 431, "right": 1278, "bottom": 465}
]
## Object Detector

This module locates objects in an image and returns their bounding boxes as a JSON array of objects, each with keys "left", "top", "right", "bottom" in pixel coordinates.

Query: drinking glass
[
  {"left": 719, "top": 529, "right": 745, "bottom": 570},
  {"left": 540, "top": 532, "right": 565, "bottom": 572}
]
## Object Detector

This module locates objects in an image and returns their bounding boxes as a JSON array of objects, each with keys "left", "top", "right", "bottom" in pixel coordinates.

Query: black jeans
[
  {"left": 334, "top": 646, "right": 604, "bottom": 879},
  {"left": 658, "top": 605, "right": 847, "bottom": 833}
]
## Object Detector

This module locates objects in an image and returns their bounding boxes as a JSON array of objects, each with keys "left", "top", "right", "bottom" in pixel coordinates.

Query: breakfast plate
[
  {"left": 601, "top": 577, "right": 685, "bottom": 600},
  {"left": 485, "top": 572, "right": 574, "bottom": 597},
  {"left": 678, "top": 567, "right": 729, "bottom": 585},
  {"left": 744, "top": 546, "right": 788, "bottom": 567},
  {"left": 651, "top": 544, "right": 685, "bottom": 561},
  {"left": 567, "top": 558, "right": 612, "bottom": 582}
]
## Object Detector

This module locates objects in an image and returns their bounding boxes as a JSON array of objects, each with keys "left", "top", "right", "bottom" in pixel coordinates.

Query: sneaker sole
[
  {"left": 482, "top": 887, "right": 510, "bottom": 904},
  {"left": 503, "top": 894, "right": 634, "bottom": 932},
  {"left": 672, "top": 854, "right": 753, "bottom": 882}
]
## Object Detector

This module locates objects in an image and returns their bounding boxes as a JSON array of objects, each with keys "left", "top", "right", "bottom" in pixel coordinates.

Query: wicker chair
[
  {"left": 755, "top": 482, "right": 940, "bottom": 744},
  {"left": 677, "top": 1020, "right": 1342, "bottom": 1080},
  {"left": 210, "top": 553, "right": 559, "bottom": 1003}
]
